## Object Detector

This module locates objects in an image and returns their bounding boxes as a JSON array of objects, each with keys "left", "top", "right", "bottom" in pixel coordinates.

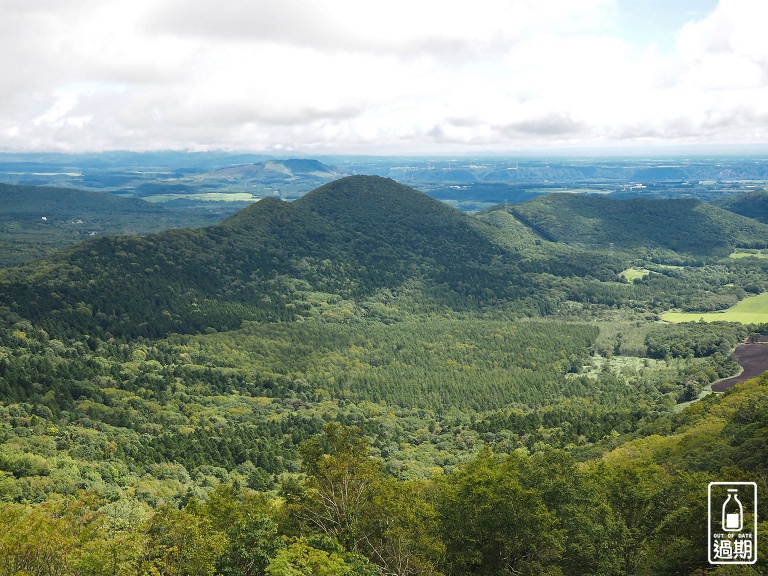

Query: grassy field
[
  {"left": 729, "top": 249, "right": 768, "bottom": 260},
  {"left": 619, "top": 268, "right": 650, "bottom": 282},
  {"left": 662, "top": 292, "right": 768, "bottom": 323}
]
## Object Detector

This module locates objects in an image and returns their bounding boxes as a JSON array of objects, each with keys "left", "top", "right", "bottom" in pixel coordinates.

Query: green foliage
[
  {"left": 144, "top": 505, "right": 228, "bottom": 576},
  {"left": 715, "top": 189, "right": 768, "bottom": 224},
  {"left": 175, "top": 318, "right": 599, "bottom": 412},
  {"left": 4, "top": 176, "right": 768, "bottom": 576},
  {"left": 198, "top": 485, "right": 285, "bottom": 576},
  {"left": 513, "top": 193, "right": 768, "bottom": 257},
  {"left": 645, "top": 322, "right": 747, "bottom": 359},
  {"left": 291, "top": 423, "right": 383, "bottom": 551},
  {"left": 437, "top": 449, "right": 564, "bottom": 576},
  {"left": 266, "top": 536, "right": 377, "bottom": 576}
]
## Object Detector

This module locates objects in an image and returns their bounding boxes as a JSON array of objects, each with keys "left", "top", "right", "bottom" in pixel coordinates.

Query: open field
[
  {"left": 662, "top": 292, "right": 768, "bottom": 323},
  {"left": 729, "top": 249, "right": 768, "bottom": 259},
  {"left": 619, "top": 268, "right": 650, "bottom": 282}
]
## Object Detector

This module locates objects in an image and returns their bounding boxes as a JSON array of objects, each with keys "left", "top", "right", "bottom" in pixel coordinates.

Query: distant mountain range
[{"left": 208, "top": 158, "right": 341, "bottom": 180}]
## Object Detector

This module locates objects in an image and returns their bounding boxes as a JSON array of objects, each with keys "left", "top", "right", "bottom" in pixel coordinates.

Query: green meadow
[
  {"left": 619, "top": 267, "right": 650, "bottom": 282},
  {"left": 729, "top": 249, "right": 768, "bottom": 259},
  {"left": 663, "top": 291, "right": 768, "bottom": 323}
]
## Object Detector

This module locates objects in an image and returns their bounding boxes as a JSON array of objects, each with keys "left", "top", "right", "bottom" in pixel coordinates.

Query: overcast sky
[{"left": 2, "top": 0, "right": 767, "bottom": 154}]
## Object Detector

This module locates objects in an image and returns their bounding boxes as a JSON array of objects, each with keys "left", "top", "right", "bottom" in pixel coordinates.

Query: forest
[{"left": 1, "top": 175, "right": 768, "bottom": 575}]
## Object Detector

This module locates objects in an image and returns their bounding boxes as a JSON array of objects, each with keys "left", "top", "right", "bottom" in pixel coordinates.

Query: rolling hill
[
  {"left": 713, "top": 189, "right": 768, "bottom": 224},
  {"left": 509, "top": 193, "right": 768, "bottom": 256},
  {"left": 4, "top": 177, "right": 768, "bottom": 339},
  {"left": 203, "top": 158, "right": 342, "bottom": 183}
]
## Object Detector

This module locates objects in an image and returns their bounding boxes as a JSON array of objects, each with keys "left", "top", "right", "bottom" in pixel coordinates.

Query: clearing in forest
[{"left": 662, "top": 292, "right": 768, "bottom": 324}]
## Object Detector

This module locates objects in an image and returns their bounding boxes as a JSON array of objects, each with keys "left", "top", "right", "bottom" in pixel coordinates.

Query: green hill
[
  {"left": 295, "top": 175, "right": 502, "bottom": 266},
  {"left": 713, "top": 189, "right": 768, "bottom": 224},
  {"left": 0, "top": 183, "right": 219, "bottom": 267},
  {"left": 511, "top": 193, "right": 768, "bottom": 256},
  {"left": 0, "top": 176, "right": 529, "bottom": 338}
]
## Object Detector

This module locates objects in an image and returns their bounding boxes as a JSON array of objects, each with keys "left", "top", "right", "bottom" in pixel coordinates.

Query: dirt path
[{"left": 711, "top": 343, "right": 768, "bottom": 391}]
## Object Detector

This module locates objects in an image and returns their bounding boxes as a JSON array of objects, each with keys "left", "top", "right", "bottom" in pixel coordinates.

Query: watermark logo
[{"left": 708, "top": 482, "right": 757, "bottom": 565}]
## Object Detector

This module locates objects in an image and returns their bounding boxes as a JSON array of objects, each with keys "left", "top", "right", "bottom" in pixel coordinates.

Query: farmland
[{"left": 662, "top": 291, "right": 768, "bottom": 323}]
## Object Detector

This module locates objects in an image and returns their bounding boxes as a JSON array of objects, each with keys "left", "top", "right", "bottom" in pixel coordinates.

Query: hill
[
  {"left": 0, "top": 176, "right": 530, "bottom": 338},
  {"left": 295, "top": 175, "right": 502, "bottom": 266},
  {"left": 5, "top": 170, "right": 768, "bottom": 576},
  {"left": 713, "top": 189, "right": 768, "bottom": 224},
  {"left": 509, "top": 193, "right": 768, "bottom": 256},
  {"left": 0, "top": 183, "right": 220, "bottom": 267}
]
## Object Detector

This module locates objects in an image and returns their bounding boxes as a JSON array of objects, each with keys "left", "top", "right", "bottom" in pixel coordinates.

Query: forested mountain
[
  {"left": 510, "top": 193, "right": 768, "bottom": 256},
  {"left": 714, "top": 189, "right": 768, "bottom": 224},
  {"left": 0, "top": 176, "right": 533, "bottom": 338},
  {"left": 0, "top": 183, "right": 219, "bottom": 267}
]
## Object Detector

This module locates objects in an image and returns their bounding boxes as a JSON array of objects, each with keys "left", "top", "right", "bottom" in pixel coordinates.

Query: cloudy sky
[{"left": 2, "top": 0, "right": 767, "bottom": 154}]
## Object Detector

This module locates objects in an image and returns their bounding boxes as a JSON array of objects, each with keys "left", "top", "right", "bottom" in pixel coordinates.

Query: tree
[
  {"left": 590, "top": 458, "right": 674, "bottom": 576},
  {"left": 436, "top": 449, "right": 564, "bottom": 576},
  {"left": 291, "top": 423, "right": 383, "bottom": 553},
  {"left": 360, "top": 478, "right": 444, "bottom": 576},
  {"left": 198, "top": 484, "right": 284, "bottom": 576},
  {"left": 266, "top": 536, "right": 377, "bottom": 576},
  {"left": 143, "top": 506, "right": 228, "bottom": 576}
]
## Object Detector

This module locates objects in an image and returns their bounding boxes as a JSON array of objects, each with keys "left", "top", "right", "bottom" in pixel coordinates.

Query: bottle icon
[{"left": 722, "top": 488, "right": 743, "bottom": 532}]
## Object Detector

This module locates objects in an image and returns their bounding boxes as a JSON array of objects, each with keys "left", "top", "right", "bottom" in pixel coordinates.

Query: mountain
[
  {"left": 713, "top": 189, "right": 768, "bottom": 224},
  {"left": 295, "top": 175, "right": 502, "bottom": 265},
  {"left": 509, "top": 193, "right": 768, "bottom": 256},
  {"left": 0, "top": 176, "right": 525, "bottom": 338},
  {"left": 0, "top": 183, "right": 220, "bottom": 267}
]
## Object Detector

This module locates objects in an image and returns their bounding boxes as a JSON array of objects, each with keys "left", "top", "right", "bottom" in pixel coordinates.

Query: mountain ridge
[
  {"left": 713, "top": 189, "right": 768, "bottom": 224},
  {"left": 510, "top": 193, "right": 768, "bottom": 256}
]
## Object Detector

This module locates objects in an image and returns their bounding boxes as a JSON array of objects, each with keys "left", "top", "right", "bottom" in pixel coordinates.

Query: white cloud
[{"left": 0, "top": 0, "right": 766, "bottom": 153}]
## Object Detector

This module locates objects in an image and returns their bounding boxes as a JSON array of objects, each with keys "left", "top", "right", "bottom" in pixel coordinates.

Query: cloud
[
  {"left": 1, "top": 0, "right": 767, "bottom": 152},
  {"left": 500, "top": 115, "right": 586, "bottom": 137},
  {"left": 143, "top": 0, "right": 611, "bottom": 60}
]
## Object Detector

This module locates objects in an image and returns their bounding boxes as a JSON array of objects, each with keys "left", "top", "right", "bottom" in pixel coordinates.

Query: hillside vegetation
[
  {"left": 511, "top": 193, "right": 768, "bottom": 256},
  {"left": 0, "top": 177, "right": 550, "bottom": 338},
  {"left": 714, "top": 189, "right": 768, "bottom": 224},
  {"left": 7, "top": 176, "right": 768, "bottom": 340},
  {"left": 3, "top": 176, "right": 768, "bottom": 575}
]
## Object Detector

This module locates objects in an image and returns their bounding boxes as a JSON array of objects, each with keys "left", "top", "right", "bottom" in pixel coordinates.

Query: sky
[{"left": 2, "top": 0, "right": 767, "bottom": 155}]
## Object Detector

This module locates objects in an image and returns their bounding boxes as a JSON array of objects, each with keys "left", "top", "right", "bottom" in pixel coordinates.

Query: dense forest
[
  {"left": 714, "top": 189, "right": 768, "bottom": 224},
  {"left": 1, "top": 176, "right": 768, "bottom": 575}
]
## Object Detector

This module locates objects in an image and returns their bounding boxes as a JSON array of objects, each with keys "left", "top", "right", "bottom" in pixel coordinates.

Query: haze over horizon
[{"left": 3, "top": 0, "right": 768, "bottom": 155}]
